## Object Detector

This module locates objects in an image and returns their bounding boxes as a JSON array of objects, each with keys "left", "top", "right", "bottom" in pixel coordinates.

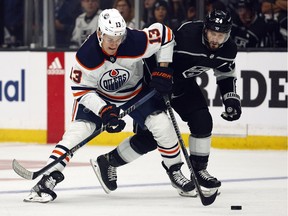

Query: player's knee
[
  {"left": 130, "top": 130, "right": 157, "bottom": 154},
  {"left": 62, "top": 120, "right": 96, "bottom": 143},
  {"left": 187, "top": 109, "right": 212, "bottom": 137},
  {"left": 145, "top": 112, "right": 178, "bottom": 146}
]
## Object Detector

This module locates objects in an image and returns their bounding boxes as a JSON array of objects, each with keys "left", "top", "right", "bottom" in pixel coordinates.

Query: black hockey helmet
[
  {"left": 204, "top": 10, "right": 232, "bottom": 33},
  {"left": 203, "top": 10, "right": 232, "bottom": 49}
]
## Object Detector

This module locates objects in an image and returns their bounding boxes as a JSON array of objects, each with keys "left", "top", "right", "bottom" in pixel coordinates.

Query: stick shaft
[
  {"left": 163, "top": 95, "right": 218, "bottom": 206},
  {"left": 13, "top": 90, "right": 156, "bottom": 180}
]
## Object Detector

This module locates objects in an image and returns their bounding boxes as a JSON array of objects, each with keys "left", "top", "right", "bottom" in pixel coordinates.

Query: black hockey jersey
[{"left": 171, "top": 21, "right": 237, "bottom": 84}]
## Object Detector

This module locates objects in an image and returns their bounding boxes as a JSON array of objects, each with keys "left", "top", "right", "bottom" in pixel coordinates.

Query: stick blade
[
  {"left": 12, "top": 159, "right": 34, "bottom": 180},
  {"left": 200, "top": 189, "right": 218, "bottom": 206}
]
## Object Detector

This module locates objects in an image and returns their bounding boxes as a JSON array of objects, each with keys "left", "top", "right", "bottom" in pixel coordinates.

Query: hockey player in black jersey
[{"left": 95, "top": 10, "right": 242, "bottom": 197}]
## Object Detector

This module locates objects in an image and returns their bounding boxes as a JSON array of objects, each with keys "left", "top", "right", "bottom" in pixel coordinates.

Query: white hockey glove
[{"left": 221, "top": 92, "right": 242, "bottom": 121}]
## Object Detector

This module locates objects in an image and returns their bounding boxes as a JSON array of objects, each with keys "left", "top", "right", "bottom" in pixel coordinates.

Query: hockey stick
[
  {"left": 163, "top": 95, "right": 218, "bottom": 206},
  {"left": 12, "top": 90, "right": 156, "bottom": 180}
]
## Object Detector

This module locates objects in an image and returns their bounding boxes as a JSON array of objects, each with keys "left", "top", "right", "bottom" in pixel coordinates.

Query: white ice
[{"left": 0, "top": 143, "right": 287, "bottom": 216}]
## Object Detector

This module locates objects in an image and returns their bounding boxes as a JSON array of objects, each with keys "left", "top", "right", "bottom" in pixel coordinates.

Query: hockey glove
[
  {"left": 221, "top": 92, "right": 242, "bottom": 121},
  {"left": 99, "top": 104, "right": 126, "bottom": 133},
  {"left": 149, "top": 67, "right": 173, "bottom": 95}
]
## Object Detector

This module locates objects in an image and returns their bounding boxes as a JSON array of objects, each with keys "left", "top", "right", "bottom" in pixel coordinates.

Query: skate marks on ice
[{"left": 0, "top": 144, "right": 287, "bottom": 216}]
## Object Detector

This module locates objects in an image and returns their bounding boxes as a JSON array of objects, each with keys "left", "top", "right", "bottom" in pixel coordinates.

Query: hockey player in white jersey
[
  {"left": 24, "top": 8, "right": 195, "bottom": 203},
  {"left": 70, "top": 0, "right": 102, "bottom": 48}
]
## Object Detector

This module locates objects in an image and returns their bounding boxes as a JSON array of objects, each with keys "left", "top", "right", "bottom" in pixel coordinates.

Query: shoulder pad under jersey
[
  {"left": 76, "top": 32, "right": 104, "bottom": 69},
  {"left": 117, "top": 28, "right": 148, "bottom": 58}
]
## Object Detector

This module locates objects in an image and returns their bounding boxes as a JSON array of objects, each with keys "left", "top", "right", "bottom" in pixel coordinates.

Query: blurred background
[{"left": 0, "top": 0, "right": 287, "bottom": 50}]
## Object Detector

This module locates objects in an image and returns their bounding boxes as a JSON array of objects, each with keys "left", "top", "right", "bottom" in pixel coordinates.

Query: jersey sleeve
[
  {"left": 214, "top": 42, "right": 238, "bottom": 95},
  {"left": 213, "top": 41, "right": 238, "bottom": 82},
  {"left": 142, "top": 23, "right": 175, "bottom": 63},
  {"left": 70, "top": 64, "right": 107, "bottom": 116},
  {"left": 215, "top": 60, "right": 238, "bottom": 95},
  {"left": 213, "top": 60, "right": 237, "bottom": 81}
]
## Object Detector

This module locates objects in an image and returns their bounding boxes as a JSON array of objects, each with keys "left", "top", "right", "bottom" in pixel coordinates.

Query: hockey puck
[{"left": 231, "top": 205, "right": 242, "bottom": 210}]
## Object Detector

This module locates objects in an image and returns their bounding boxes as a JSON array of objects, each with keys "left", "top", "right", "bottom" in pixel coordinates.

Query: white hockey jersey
[
  {"left": 70, "top": 23, "right": 174, "bottom": 116},
  {"left": 70, "top": 10, "right": 102, "bottom": 47}
]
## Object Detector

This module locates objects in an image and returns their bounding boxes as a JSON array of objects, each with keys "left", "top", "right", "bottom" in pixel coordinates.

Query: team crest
[
  {"left": 100, "top": 69, "right": 130, "bottom": 92},
  {"left": 182, "top": 66, "right": 211, "bottom": 78}
]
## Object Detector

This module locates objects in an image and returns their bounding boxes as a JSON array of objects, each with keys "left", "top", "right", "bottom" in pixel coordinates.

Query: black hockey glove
[
  {"left": 221, "top": 92, "right": 242, "bottom": 121},
  {"left": 99, "top": 104, "right": 126, "bottom": 133},
  {"left": 149, "top": 67, "right": 173, "bottom": 95}
]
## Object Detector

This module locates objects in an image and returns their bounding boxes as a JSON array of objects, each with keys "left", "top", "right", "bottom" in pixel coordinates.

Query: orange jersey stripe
[
  {"left": 71, "top": 100, "right": 78, "bottom": 121},
  {"left": 52, "top": 149, "right": 63, "bottom": 156},
  {"left": 97, "top": 87, "right": 142, "bottom": 101},
  {"left": 73, "top": 90, "right": 91, "bottom": 97},
  {"left": 52, "top": 150, "right": 70, "bottom": 162},
  {"left": 166, "top": 27, "right": 172, "bottom": 42},
  {"left": 158, "top": 145, "right": 180, "bottom": 155},
  {"left": 65, "top": 157, "right": 70, "bottom": 162}
]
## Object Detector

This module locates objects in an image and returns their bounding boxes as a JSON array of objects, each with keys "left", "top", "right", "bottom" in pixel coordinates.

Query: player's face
[
  {"left": 206, "top": 29, "right": 227, "bottom": 50},
  {"left": 101, "top": 34, "right": 124, "bottom": 55}
]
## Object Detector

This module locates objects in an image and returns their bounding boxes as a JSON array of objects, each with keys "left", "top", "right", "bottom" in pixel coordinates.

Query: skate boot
[
  {"left": 195, "top": 169, "right": 221, "bottom": 189},
  {"left": 24, "top": 171, "right": 64, "bottom": 203},
  {"left": 191, "top": 159, "right": 221, "bottom": 188},
  {"left": 162, "top": 162, "right": 197, "bottom": 197},
  {"left": 90, "top": 154, "right": 117, "bottom": 194},
  {"left": 190, "top": 155, "right": 221, "bottom": 195},
  {"left": 195, "top": 169, "right": 221, "bottom": 196}
]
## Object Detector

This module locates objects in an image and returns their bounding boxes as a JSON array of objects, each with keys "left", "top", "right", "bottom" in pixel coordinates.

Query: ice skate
[
  {"left": 24, "top": 171, "right": 64, "bottom": 203},
  {"left": 90, "top": 154, "right": 117, "bottom": 194},
  {"left": 195, "top": 169, "right": 221, "bottom": 196},
  {"left": 162, "top": 162, "right": 197, "bottom": 197}
]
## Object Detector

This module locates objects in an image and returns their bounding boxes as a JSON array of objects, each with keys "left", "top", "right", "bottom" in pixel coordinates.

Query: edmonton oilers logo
[{"left": 100, "top": 69, "right": 130, "bottom": 92}]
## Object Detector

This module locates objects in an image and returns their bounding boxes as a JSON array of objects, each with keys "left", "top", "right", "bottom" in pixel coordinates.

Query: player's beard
[{"left": 209, "top": 41, "right": 220, "bottom": 50}]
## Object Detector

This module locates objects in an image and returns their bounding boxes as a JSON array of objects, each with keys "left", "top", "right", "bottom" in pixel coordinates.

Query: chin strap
[{"left": 97, "top": 30, "right": 104, "bottom": 47}]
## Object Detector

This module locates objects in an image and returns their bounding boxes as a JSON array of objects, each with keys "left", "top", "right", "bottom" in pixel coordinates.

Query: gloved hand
[
  {"left": 221, "top": 92, "right": 242, "bottom": 121},
  {"left": 99, "top": 104, "right": 126, "bottom": 133},
  {"left": 149, "top": 67, "right": 173, "bottom": 95}
]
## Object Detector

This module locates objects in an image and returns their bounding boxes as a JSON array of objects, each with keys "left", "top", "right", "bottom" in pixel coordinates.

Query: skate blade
[
  {"left": 201, "top": 186, "right": 221, "bottom": 196},
  {"left": 23, "top": 192, "right": 53, "bottom": 203},
  {"left": 177, "top": 188, "right": 198, "bottom": 197},
  {"left": 90, "top": 159, "right": 111, "bottom": 194},
  {"left": 177, "top": 187, "right": 220, "bottom": 198}
]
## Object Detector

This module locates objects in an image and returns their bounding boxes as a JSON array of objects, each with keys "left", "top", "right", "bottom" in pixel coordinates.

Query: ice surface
[{"left": 0, "top": 143, "right": 287, "bottom": 216}]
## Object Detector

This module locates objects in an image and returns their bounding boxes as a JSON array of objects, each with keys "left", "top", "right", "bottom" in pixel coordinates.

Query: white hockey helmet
[{"left": 97, "top": 9, "right": 127, "bottom": 46}]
